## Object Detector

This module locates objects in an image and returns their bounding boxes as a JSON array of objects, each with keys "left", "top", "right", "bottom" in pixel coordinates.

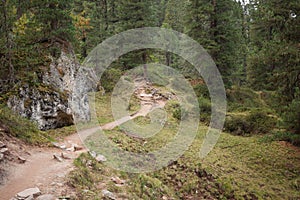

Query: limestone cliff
[{"left": 7, "top": 50, "right": 97, "bottom": 130}]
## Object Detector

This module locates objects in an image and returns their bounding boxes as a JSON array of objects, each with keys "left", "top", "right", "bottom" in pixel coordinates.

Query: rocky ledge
[{"left": 7, "top": 50, "right": 98, "bottom": 130}]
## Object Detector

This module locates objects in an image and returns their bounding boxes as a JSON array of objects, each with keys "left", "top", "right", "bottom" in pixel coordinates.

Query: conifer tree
[{"left": 31, "top": 0, "right": 75, "bottom": 42}]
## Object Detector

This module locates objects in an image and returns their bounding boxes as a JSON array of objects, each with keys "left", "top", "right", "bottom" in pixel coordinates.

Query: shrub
[
  {"left": 263, "top": 132, "right": 300, "bottom": 146},
  {"left": 224, "top": 115, "right": 251, "bottom": 135},
  {"left": 225, "top": 110, "right": 277, "bottom": 136},
  {"left": 166, "top": 101, "right": 182, "bottom": 120},
  {"left": 247, "top": 110, "right": 277, "bottom": 134},
  {"left": 198, "top": 97, "right": 211, "bottom": 123},
  {"left": 226, "top": 87, "right": 274, "bottom": 114},
  {"left": 193, "top": 84, "right": 210, "bottom": 98},
  {"left": 282, "top": 96, "right": 300, "bottom": 134},
  {"left": 100, "top": 68, "right": 123, "bottom": 92}
]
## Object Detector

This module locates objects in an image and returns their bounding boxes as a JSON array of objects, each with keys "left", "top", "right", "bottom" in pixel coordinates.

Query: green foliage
[
  {"left": 165, "top": 100, "right": 181, "bottom": 120},
  {"left": 184, "top": 0, "right": 246, "bottom": 85},
  {"left": 198, "top": 97, "right": 211, "bottom": 123},
  {"left": 282, "top": 88, "right": 300, "bottom": 134},
  {"left": 193, "top": 83, "right": 210, "bottom": 99},
  {"left": 262, "top": 132, "right": 300, "bottom": 147},
  {"left": 100, "top": 67, "right": 123, "bottom": 92},
  {"left": 31, "top": 0, "right": 75, "bottom": 41},
  {"left": 247, "top": 0, "right": 300, "bottom": 117},
  {"left": 0, "top": 104, "right": 50, "bottom": 145},
  {"left": 225, "top": 111, "right": 277, "bottom": 136}
]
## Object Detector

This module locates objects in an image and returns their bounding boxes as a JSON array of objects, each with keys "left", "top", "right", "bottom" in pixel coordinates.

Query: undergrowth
[
  {"left": 0, "top": 104, "right": 52, "bottom": 145},
  {"left": 68, "top": 92, "right": 300, "bottom": 199}
]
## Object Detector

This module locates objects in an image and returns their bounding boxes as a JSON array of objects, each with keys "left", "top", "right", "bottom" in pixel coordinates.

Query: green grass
[
  {"left": 201, "top": 132, "right": 300, "bottom": 199},
  {"left": 0, "top": 104, "right": 52, "bottom": 145},
  {"left": 45, "top": 125, "right": 77, "bottom": 140},
  {"left": 68, "top": 92, "right": 300, "bottom": 199},
  {"left": 0, "top": 103, "right": 78, "bottom": 145}
]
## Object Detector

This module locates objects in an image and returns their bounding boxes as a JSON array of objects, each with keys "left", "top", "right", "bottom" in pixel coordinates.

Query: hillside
[{"left": 0, "top": 0, "right": 299, "bottom": 199}]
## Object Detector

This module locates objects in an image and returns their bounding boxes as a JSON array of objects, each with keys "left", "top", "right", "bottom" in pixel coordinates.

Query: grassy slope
[
  {"left": 68, "top": 93, "right": 300, "bottom": 199},
  {"left": 201, "top": 132, "right": 300, "bottom": 199},
  {"left": 0, "top": 103, "right": 77, "bottom": 146},
  {"left": 0, "top": 104, "right": 51, "bottom": 145}
]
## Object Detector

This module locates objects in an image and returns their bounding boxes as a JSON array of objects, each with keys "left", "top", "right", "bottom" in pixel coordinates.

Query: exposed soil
[
  {"left": 0, "top": 80, "right": 171, "bottom": 199},
  {"left": 0, "top": 133, "right": 84, "bottom": 199}
]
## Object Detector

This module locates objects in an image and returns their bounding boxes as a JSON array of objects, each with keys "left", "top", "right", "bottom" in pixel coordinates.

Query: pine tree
[
  {"left": 184, "top": 0, "right": 246, "bottom": 85},
  {"left": 0, "top": 0, "right": 15, "bottom": 84},
  {"left": 211, "top": 0, "right": 246, "bottom": 85},
  {"left": 248, "top": 0, "right": 300, "bottom": 98},
  {"left": 31, "top": 0, "right": 75, "bottom": 42},
  {"left": 115, "top": 0, "right": 158, "bottom": 80}
]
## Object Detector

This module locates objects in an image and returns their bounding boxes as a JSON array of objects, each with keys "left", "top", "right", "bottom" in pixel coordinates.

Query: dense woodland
[
  {"left": 1, "top": 1, "right": 300, "bottom": 199},
  {"left": 0, "top": 0, "right": 299, "bottom": 138}
]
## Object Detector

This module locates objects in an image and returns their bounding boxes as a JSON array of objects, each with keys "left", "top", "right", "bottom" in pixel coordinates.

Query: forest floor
[
  {"left": 0, "top": 80, "right": 300, "bottom": 200},
  {"left": 0, "top": 80, "right": 170, "bottom": 199}
]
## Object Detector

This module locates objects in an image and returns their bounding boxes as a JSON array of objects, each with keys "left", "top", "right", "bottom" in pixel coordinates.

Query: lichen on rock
[{"left": 7, "top": 50, "right": 97, "bottom": 130}]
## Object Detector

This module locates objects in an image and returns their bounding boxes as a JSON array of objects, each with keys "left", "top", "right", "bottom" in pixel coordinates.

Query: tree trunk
[
  {"left": 142, "top": 51, "right": 149, "bottom": 82},
  {"left": 3, "top": 0, "right": 15, "bottom": 83}
]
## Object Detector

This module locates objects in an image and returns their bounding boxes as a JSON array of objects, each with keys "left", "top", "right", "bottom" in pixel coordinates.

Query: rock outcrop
[{"left": 7, "top": 50, "right": 97, "bottom": 130}]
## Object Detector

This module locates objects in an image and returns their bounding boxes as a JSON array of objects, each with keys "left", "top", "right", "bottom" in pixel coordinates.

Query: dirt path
[
  {"left": 0, "top": 133, "right": 86, "bottom": 200},
  {"left": 0, "top": 80, "right": 170, "bottom": 199},
  {"left": 101, "top": 80, "right": 168, "bottom": 131},
  {"left": 101, "top": 102, "right": 165, "bottom": 131}
]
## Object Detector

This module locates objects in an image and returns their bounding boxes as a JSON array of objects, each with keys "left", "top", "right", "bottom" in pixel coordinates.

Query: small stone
[
  {"left": 87, "top": 160, "right": 92, "bottom": 166},
  {"left": 74, "top": 144, "right": 83, "bottom": 151},
  {"left": 0, "top": 153, "right": 4, "bottom": 161},
  {"left": 95, "top": 154, "right": 107, "bottom": 162},
  {"left": 36, "top": 194, "right": 56, "bottom": 200},
  {"left": 111, "top": 177, "right": 125, "bottom": 185},
  {"left": 53, "top": 154, "right": 63, "bottom": 162},
  {"left": 102, "top": 190, "right": 116, "bottom": 200},
  {"left": 51, "top": 142, "right": 66, "bottom": 149},
  {"left": 50, "top": 182, "right": 56, "bottom": 186},
  {"left": 0, "top": 148, "right": 9, "bottom": 154},
  {"left": 51, "top": 142, "right": 61, "bottom": 148},
  {"left": 17, "top": 187, "right": 41, "bottom": 199},
  {"left": 58, "top": 196, "right": 71, "bottom": 200},
  {"left": 0, "top": 141, "right": 6, "bottom": 148},
  {"left": 66, "top": 146, "right": 75, "bottom": 152},
  {"left": 56, "top": 183, "right": 64, "bottom": 187},
  {"left": 56, "top": 173, "right": 64, "bottom": 178},
  {"left": 61, "top": 153, "right": 71, "bottom": 160},
  {"left": 89, "top": 151, "right": 97, "bottom": 158},
  {"left": 18, "top": 156, "right": 26, "bottom": 163}
]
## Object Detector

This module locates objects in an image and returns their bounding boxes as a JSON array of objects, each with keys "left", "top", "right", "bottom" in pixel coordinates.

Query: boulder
[
  {"left": 7, "top": 50, "right": 97, "bottom": 130},
  {"left": 74, "top": 144, "right": 84, "bottom": 151}
]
